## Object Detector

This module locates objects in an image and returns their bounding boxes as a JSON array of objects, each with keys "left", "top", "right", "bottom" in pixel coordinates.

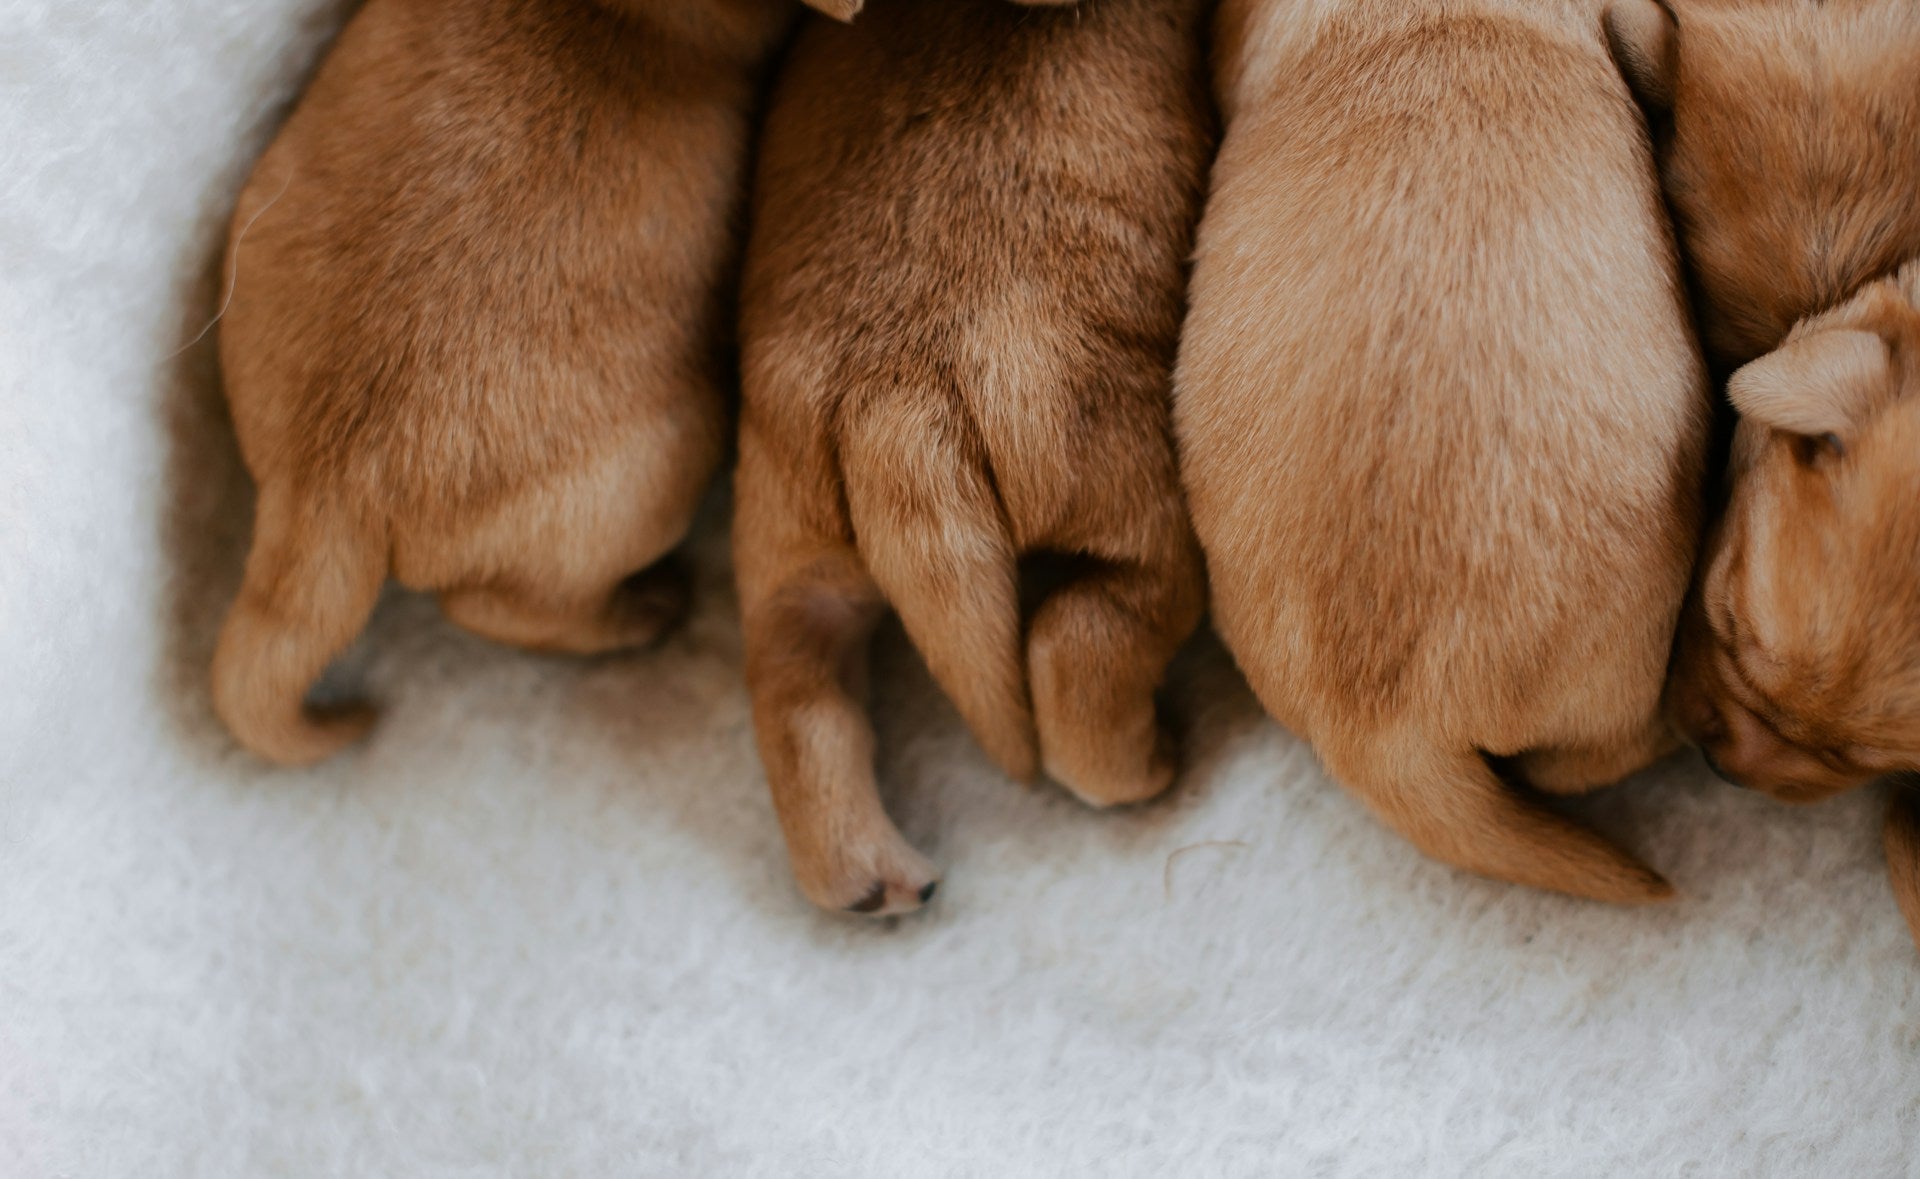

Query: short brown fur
[
  {"left": 1633, "top": 0, "right": 1920, "bottom": 370},
  {"left": 1178, "top": 0, "right": 1709, "bottom": 903},
  {"left": 212, "top": 0, "right": 808, "bottom": 764},
  {"left": 735, "top": 0, "right": 1213, "bottom": 915}
]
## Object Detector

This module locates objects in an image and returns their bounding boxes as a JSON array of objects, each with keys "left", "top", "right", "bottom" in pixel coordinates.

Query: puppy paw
[
  {"left": 267, "top": 700, "right": 378, "bottom": 767},
  {"left": 1050, "top": 717, "right": 1179, "bottom": 809},
  {"left": 794, "top": 827, "right": 940, "bottom": 918}
]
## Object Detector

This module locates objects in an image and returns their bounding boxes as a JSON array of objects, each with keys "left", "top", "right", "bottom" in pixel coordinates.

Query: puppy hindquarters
[
  {"left": 1320, "top": 734, "right": 1673, "bottom": 904},
  {"left": 735, "top": 415, "right": 939, "bottom": 917},
  {"left": 212, "top": 487, "right": 385, "bottom": 765},
  {"left": 838, "top": 384, "right": 1199, "bottom": 811},
  {"left": 1181, "top": 0, "right": 1703, "bottom": 899}
]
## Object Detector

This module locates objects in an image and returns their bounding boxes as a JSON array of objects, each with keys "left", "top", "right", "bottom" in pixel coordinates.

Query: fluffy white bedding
[{"left": 3, "top": 1, "right": 1916, "bottom": 1174}]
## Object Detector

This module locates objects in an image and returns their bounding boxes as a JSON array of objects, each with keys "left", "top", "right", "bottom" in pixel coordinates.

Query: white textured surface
[{"left": 3, "top": 2, "right": 1918, "bottom": 1174}]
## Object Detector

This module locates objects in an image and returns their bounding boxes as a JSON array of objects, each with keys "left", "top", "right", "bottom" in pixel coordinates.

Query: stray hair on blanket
[
  {"left": 1164, "top": 840, "right": 1250, "bottom": 899},
  {"left": 170, "top": 165, "right": 294, "bottom": 360}
]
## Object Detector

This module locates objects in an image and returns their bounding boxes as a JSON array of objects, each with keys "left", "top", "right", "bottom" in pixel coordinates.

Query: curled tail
[
  {"left": 840, "top": 399, "right": 1036, "bottom": 781},
  {"left": 1325, "top": 735, "right": 1673, "bottom": 905},
  {"left": 212, "top": 488, "right": 385, "bottom": 765},
  {"left": 1884, "top": 786, "right": 1920, "bottom": 954}
]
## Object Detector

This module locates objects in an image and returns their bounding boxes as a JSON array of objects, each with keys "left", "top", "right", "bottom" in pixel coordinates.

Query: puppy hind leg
[
  {"left": 211, "top": 488, "right": 385, "bottom": 765},
  {"left": 1324, "top": 738, "right": 1674, "bottom": 904},
  {"left": 742, "top": 550, "right": 938, "bottom": 916},
  {"left": 1026, "top": 550, "right": 1204, "bottom": 808}
]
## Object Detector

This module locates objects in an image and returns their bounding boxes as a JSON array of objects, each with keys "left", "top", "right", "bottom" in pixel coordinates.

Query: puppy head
[
  {"left": 1669, "top": 266, "right": 1920, "bottom": 802},
  {"left": 1604, "top": 0, "right": 1920, "bottom": 368}
]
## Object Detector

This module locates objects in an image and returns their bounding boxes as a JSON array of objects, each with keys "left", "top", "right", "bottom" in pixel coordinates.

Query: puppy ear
[
  {"left": 800, "top": 0, "right": 863, "bottom": 21},
  {"left": 1603, "top": 0, "right": 1678, "bottom": 112},
  {"left": 1884, "top": 787, "right": 1920, "bottom": 957},
  {"left": 1726, "top": 329, "right": 1892, "bottom": 440}
]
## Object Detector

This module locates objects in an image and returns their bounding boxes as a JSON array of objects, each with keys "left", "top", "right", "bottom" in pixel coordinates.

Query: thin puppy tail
[
  {"left": 1884, "top": 783, "right": 1920, "bottom": 955},
  {"left": 212, "top": 487, "right": 386, "bottom": 765},
  {"left": 1325, "top": 735, "right": 1674, "bottom": 905},
  {"left": 840, "top": 399, "right": 1036, "bottom": 781}
]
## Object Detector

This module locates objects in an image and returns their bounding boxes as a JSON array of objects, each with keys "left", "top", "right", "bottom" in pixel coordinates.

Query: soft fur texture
[
  {"left": 1625, "top": 0, "right": 1920, "bottom": 373},
  {"left": 6, "top": 0, "right": 1920, "bottom": 1174},
  {"left": 207, "top": 0, "right": 812, "bottom": 767},
  {"left": 1178, "top": 0, "right": 1709, "bottom": 903},
  {"left": 734, "top": 0, "right": 1212, "bottom": 914}
]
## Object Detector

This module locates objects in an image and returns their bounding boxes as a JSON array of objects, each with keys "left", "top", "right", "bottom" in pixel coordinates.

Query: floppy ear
[
  {"left": 1603, "top": 0, "right": 1678, "bottom": 112},
  {"left": 800, "top": 0, "right": 863, "bottom": 20},
  {"left": 1726, "top": 329, "right": 1892, "bottom": 440},
  {"left": 1884, "top": 788, "right": 1920, "bottom": 957}
]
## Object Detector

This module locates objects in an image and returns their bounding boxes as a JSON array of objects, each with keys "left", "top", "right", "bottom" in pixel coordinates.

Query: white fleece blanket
[{"left": 3, "top": 2, "right": 1916, "bottom": 1174}]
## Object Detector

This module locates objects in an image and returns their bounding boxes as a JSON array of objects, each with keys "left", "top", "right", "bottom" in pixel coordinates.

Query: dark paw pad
[{"left": 846, "top": 884, "right": 888, "bottom": 914}]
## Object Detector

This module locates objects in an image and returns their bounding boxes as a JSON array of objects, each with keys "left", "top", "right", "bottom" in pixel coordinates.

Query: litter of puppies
[{"left": 208, "top": 0, "right": 1920, "bottom": 948}]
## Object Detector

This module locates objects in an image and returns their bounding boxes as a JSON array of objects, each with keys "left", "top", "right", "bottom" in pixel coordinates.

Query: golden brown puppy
[
  {"left": 736, "top": 0, "right": 1212, "bottom": 915},
  {"left": 213, "top": 0, "right": 827, "bottom": 764},
  {"left": 1177, "top": 0, "right": 1709, "bottom": 903},
  {"left": 1667, "top": 265, "right": 1920, "bottom": 802},
  {"left": 1665, "top": 267, "right": 1920, "bottom": 945},
  {"left": 1606, "top": 0, "right": 1920, "bottom": 947}
]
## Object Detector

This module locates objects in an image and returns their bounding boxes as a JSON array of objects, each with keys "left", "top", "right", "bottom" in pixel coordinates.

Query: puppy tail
[
  {"left": 211, "top": 488, "right": 386, "bottom": 765},
  {"left": 1883, "top": 786, "right": 1920, "bottom": 955},
  {"left": 842, "top": 406, "right": 1036, "bottom": 781},
  {"left": 1325, "top": 737, "right": 1674, "bottom": 905}
]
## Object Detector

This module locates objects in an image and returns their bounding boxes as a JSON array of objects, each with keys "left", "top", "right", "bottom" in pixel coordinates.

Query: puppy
[
  {"left": 735, "top": 0, "right": 1212, "bottom": 914},
  {"left": 214, "top": 0, "right": 819, "bottom": 764},
  {"left": 1607, "top": 1, "right": 1920, "bottom": 945},
  {"left": 1176, "top": 0, "right": 1709, "bottom": 903},
  {"left": 1665, "top": 266, "right": 1920, "bottom": 939},
  {"left": 1667, "top": 265, "right": 1920, "bottom": 801}
]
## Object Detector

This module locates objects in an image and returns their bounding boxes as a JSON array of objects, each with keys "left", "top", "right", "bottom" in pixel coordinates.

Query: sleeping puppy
[
  {"left": 1606, "top": 0, "right": 1920, "bottom": 945},
  {"left": 213, "top": 0, "right": 826, "bottom": 764},
  {"left": 1667, "top": 266, "right": 1920, "bottom": 803},
  {"left": 736, "top": 0, "right": 1211, "bottom": 914},
  {"left": 1176, "top": 0, "right": 1708, "bottom": 903},
  {"left": 1666, "top": 268, "right": 1920, "bottom": 937}
]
